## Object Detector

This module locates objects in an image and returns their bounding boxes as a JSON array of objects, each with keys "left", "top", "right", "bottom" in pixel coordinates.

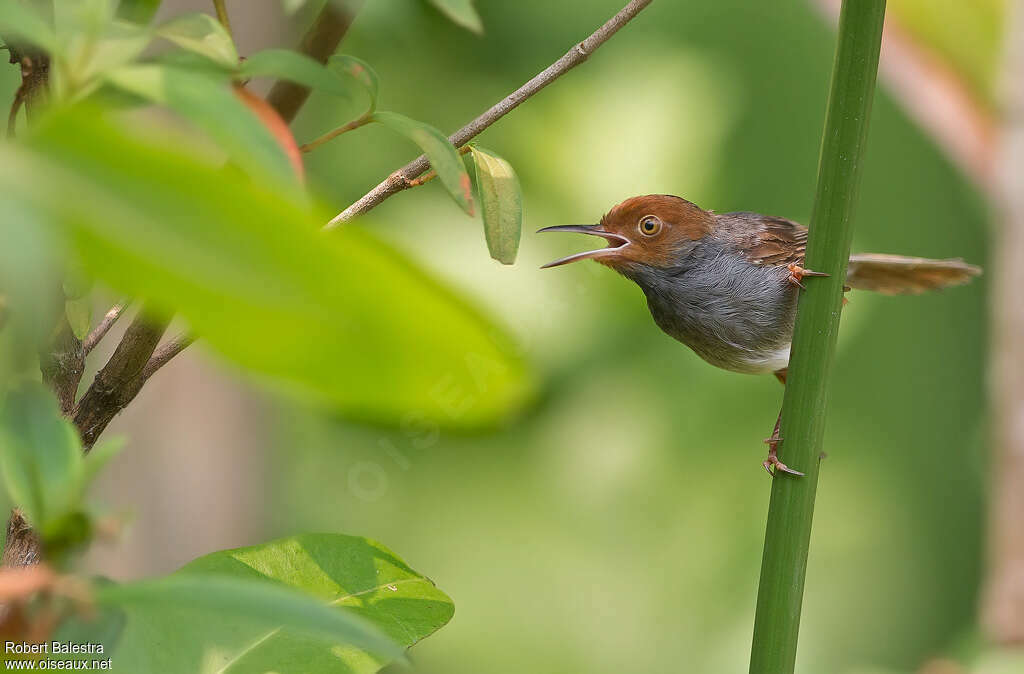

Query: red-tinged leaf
[{"left": 329, "top": 55, "right": 379, "bottom": 111}]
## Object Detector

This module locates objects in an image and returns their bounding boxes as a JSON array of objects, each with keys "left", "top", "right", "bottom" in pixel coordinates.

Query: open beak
[{"left": 537, "top": 224, "right": 631, "bottom": 269}]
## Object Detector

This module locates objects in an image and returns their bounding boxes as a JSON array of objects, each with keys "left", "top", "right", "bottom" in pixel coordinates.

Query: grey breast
[{"left": 621, "top": 239, "right": 798, "bottom": 374}]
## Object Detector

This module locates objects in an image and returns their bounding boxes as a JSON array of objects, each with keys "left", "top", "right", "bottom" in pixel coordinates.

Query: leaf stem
[
  {"left": 748, "top": 1, "right": 886, "bottom": 672},
  {"left": 213, "top": 0, "right": 232, "bottom": 37},
  {"left": 299, "top": 112, "right": 372, "bottom": 153}
]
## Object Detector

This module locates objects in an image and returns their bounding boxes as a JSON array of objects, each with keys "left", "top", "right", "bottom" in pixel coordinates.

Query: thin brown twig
[
  {"left": 405, "top": 145, "right": 473, "bottom": 187},
  {"left": 299, "top": 112, "right": 372, "bottom": 153},
  {"left": 6, "top": 58, "right": 29, "bottom": 138},
  {"left": 324, "top": 0, "right": 654, "bottom": 229},
  {"left": 141, "top": 333, "right": 195, "bottom": 381},
  {"left": 82, "top": 301, "right": 129, "bottom": 356}
]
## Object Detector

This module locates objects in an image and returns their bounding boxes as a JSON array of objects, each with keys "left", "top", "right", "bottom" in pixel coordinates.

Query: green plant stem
[
  {"left": 298, "top": 112, "right": 372, "bottom": 153},
  {"left": 748, "top": 1, "right": 886, "bottom": 672},
  {"left": 213, "top": 0, "right": 232, "bottom": 37}
]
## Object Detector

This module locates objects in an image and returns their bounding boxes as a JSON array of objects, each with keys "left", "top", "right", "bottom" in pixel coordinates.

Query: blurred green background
[
  {"left": 282, "top": 1, "right": 990, "bottom": 671},
  {"left": 4, "top": 0, "right": 991, "bottom": 672}
]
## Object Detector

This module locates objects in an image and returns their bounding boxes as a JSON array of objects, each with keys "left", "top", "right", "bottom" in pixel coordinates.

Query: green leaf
[
  {"left": 240, "top": 49, "right": 351, "bottom": 98},
  {"left": 372, "top": 111, "right": 474, "bottom": 216},
  {"left": 329, "top": 54, "right": 379, "bottom": 111},
  {"left": 424, "top": 0, "right": 483, "bottom": 34},
  {"left": 77, "top": 20, "right": 153, "bottom": 85},
  {"left": 0, "top": 383, "right": 83, "bottom": 532},
  {"left": 54, "top": 578, "right": 126, "bottom": 661},
  {"left": 105, "top": 65, "right": 298, "bottom": 187},
  {"left": 0, "top": 195, "right": 63, "bottom": 344},
  {"left": 0, "top": 1, "right": 60, "bottom": 53},
  {"left": 96, "top": 534, "right": 450, "bottom": 673},
  {"left": 14, "top": 106, "right": 533, "bottom": 428},
  {"left": 116, "top": 0, "right": 162, "bottom": 24},
  {"left": 156, "top": 12, "right": 237, "bottom": 68},
  {"left": 64, "top": 297, "right": 92, "bottom": 340},
  {"left": 62, "top": 263, "right": 93, "bottom": 299},
  {"left": 469, "top": 146, "right": 522, "bottom": 264}
]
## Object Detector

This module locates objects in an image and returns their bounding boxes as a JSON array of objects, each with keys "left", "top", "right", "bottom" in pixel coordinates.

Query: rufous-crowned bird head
[{"left": 539, "top": 195, "right": 713, "bottom": 272}]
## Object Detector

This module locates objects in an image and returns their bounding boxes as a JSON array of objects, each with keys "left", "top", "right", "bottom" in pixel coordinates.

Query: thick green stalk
[{"left": 748, "top": 1, "right": 886, "bottom": 672}]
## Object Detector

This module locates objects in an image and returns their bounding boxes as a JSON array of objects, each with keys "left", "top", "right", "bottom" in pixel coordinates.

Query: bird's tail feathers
[{"left": 845, "top": 253, "right": 981, "bottom": 295}]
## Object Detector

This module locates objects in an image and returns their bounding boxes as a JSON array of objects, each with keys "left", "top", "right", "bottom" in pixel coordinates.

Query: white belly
[{"left": 736, "top": 344, "right": 791, "bottom": 374}]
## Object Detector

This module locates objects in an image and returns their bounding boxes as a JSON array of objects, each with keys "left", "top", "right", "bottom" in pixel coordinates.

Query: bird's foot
[
  {"left": 787, "top": 263, "right": 829, "bottom": 290},
  {"left": 762, "top": 454, "right": 805, "bottom": 477},
  {"left": 762, "top": 433, "right": 805, "bottom": 477}
]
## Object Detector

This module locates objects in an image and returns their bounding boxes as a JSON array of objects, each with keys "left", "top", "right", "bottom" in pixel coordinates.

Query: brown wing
[{"left": 720, "top": 212, "right": 808, "bottom": 267}]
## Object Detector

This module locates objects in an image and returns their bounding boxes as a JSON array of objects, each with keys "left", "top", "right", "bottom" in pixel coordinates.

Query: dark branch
[
  {"left": 38, "top": 315, "right": 84, "bottom": 417},
  {"left": 266, "top": 2, "right": 363, "bottom": 124},
  {"left": 0, "top": 509, "right": 41, "bottom": 613},
  {"left": 6, "top": 47, "right": 48, "bottom": 118},
  {"left": 72, "top": 312, "right": 170, "bottom": 450},
  {"left": 0, "top": 511, "right": 40, "bottom": 570},
  {"left": 324, "top": 0, "right": 654, "bottom": 228}
]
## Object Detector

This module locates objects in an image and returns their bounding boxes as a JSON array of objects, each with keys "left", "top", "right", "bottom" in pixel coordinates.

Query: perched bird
[{"left": 540, "top": 194, "right": 981, "bottom": 476}]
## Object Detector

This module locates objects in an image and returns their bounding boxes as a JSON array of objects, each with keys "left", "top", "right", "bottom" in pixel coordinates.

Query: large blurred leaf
[
  {"left": 0, "top": 195, "right": 62, "bottom": 344},
  {"left": 71, "top": 20, "right": 153, "bottom": 90},
  {"left": 105, "top": 64, "right": 299, "bottom": 187},
  {"left": 0, "top": 383, "right": 83, "bottom": 533},
  {"left": 156, "top": 12, "right": 237, "bottom": 68},
  {"left": 241, "top": 48, "right": 352, "bottom": 98},
  {"left": 64, "top": 297, "right": 92, "bottom": 340},
  {"left": 53, "top": 578, "right": 127, "bottom": 663},
  {"left": 11, "top": 106, "right": 532, "bottom": 427},
  {"left": 372, "top": 111, "right": 474, "bottom": 216},
  {"left": 423, "top": 0, "right": 483, "bottom": 34},
  {"left": 95, "top": 534, "right": 450, "bottom": 673},
  {"left": 116, "top": 0, "right": 161, "bottom": 24},
  {"left": 0, "top": 2, "right": 59, "bottom": 53},
  {"left": 469, "top": 146, "right": 521, "bottom": 264}
]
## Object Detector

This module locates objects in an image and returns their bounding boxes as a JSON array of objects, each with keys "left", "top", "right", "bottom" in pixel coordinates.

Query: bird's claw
[
  {"left": 763, "top": 455, "right": 805, "bottom": 478},
  {"left": 787, "top": 264, "right": 829, "bottom": 289},
  {"left": 763, "top": 425, "right": 804, "bottom": 477}
]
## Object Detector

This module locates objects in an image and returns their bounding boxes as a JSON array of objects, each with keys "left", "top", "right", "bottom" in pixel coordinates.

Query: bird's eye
[{"left": 639, "top": 215, "right": 662, "bottom": 236}]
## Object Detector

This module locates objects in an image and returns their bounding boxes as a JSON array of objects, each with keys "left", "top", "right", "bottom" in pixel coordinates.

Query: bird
[{"left": 539, "top": 194, "right": 981, "bottom": 476}]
